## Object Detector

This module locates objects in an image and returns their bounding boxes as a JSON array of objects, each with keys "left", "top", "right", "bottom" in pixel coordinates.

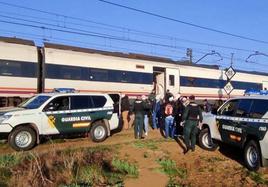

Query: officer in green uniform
[{"left": 182, "top": 95, "right": 203, "bottom": 153}]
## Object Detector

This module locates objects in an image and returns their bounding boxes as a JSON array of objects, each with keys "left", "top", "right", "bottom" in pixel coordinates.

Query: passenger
[
  {"left": 133, "top": 95, "right": 145, "bottom": 139},
  {"left": 182, "top": 95, "right": 203, "bottom": 154},
  {"left": 148, "top": 90, "right": 156, "bottom": 107},
  {"left": 128, "top": 110, "right": 135, "bottom": 129},
  {"left": 152, "top": 95, "right": 161, "bottom": 129},
  {"left": 164, "top": 96, "right": 175, "bottom": 139},
  {"left": 142, "top": 95, "right": 150, "bottom": 136},
  {"left": 164, "top": 89, "right": 174, "bottom": 103},
  {"left": 174, "top": 95, "right": 185, "bottom": 136},
  {"left": 59, "top": 97, "right": 69, "bottom": 110},
  {"left": 121, "top": 94, "right": 130, "bottom": 130},
  {"left": 203, "top": 99, "right": 212, "bottom": 113},
  {"left": 182, "top": 96, "right": 189, "bottom": 107}
]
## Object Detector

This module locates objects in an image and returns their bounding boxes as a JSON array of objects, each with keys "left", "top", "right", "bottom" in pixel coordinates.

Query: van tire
[
  {"left": 90, "top": 121, "right": 107, "bottom": 142},
  {"left": 244, "top": 140, "right": 261, "bottom": 171},
  {"left": 198, "top": 128, "right": 218, "bottom": 151},
  {"left": 8, "top": 126, "right": 36, "bottom": 151}
]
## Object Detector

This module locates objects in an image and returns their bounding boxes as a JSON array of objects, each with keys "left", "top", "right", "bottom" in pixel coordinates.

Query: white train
[{"left": 0, "top": 36, "right": 268, "bottom": 106}]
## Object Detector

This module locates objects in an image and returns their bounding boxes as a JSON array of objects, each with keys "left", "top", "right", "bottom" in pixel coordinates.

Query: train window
[
  {"left": 90, "top": 69, "right": 108, "bottom": 81},
  {"left": 71, "top": 96, "right": 94, "bottom": 109},
  {"left": 0, "top": 61, "right": 21, "bottom": 76},
  {"left": 60, "top": 66, "right": 82, "bottom": 80},
  {"left": 169, "top": 75, "right": 175, "bottom": 86},
  {"left": 121, "top": 72, "right": 127, "bottom": 83}
]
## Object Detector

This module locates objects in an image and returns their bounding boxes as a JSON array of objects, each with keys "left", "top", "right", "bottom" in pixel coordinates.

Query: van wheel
[
  {"left": 244, "top": 140, "right": 261, "bottom": 171},
  {"left": 90, "top": 121, "right": 107, "bottom": 142},
  {"left": 198, "top": 128, "right": 218, "bottom": 151},
  {"left": 8, "top": 126, "right": 36, "bottom": 151}
]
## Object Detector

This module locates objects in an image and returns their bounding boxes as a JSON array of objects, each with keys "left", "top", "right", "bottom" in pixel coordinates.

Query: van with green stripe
[
  {"left": 199, "top": 96, "right": 268, "bottom": 171},
  {"left": 0, "top": 92, "right": 119, "bottom": 151}
]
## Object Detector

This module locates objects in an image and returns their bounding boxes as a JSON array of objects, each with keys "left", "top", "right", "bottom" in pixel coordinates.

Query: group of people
[{"left": 120, "top": 90, "right": 212, "bottom": 154}]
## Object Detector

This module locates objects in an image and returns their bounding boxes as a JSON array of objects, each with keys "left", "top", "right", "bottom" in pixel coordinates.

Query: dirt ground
[{"left": 1, "top": 128, "right": 268, "bottom": 187}]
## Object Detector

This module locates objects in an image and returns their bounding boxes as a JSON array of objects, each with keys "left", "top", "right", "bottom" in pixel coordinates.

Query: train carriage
[
  {"left": 0, "top": 36, "right": 268, "bottom": 106},
  {"left": 0, "top": 37, "right": 40, "bottom": 107}
]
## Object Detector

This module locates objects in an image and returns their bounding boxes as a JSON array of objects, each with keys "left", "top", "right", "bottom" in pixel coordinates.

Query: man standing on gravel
[
  {"left": 133, "top": 95, "right": 145, "bottom": 139},
  {"left": 182, "top": 95, "right": 203, "bottom": 154},
  {"left": 121, "top": 94, "right": 130, "bottom": 130}
]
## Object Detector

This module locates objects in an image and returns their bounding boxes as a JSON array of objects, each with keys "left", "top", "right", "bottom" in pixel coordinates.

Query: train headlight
[{"left": 0, "top": 115, "right": 12, "bottom": 124}]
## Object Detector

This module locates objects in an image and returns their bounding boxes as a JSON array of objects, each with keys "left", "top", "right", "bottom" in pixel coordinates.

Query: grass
[
  {"left": 247, "top": 171, "right": 268, "bottom": 185},
  {"left": 0, "top": 153, "right": 22, "bottom": 168},
  {"left": 0, "top": 145, "right": 139, "bottom": 187},
  {"left": 0, "top": 153, "right": 25, "bottom": 186},
  {"left": 156, "top": 158, "right": 187, "bottom": 186},
  {"left": 132, "top": 140, "right": 159, "bottom": 150},
  {"left": 111, "top": 159, "right": 139, "bottom": 178},
  {"left": 71, "top": 158, "right": 138, "bottom": 186}
]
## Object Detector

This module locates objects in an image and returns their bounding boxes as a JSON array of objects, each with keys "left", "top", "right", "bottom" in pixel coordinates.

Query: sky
[{"left": 0, "top": 0, "right": 268, "bottom": 73}]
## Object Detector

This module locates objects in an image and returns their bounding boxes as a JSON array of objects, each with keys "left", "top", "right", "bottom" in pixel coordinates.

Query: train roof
[
  {"left": 44, "top": 42, "right": 220, "bottom": 70},
  {"left": 0, "top": 36, "right": 35, "bottom": 46}
]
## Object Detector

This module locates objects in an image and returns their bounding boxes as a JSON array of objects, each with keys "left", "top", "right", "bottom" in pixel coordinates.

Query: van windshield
[{"left": 19, "top": 95, "right": 51, "bottom": 109}]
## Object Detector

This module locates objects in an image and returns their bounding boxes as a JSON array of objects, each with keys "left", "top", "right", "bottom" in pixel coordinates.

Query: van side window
[
  {"left": 71, "top": 96, "right": 94, "bottom": 109},
  {"left": 235, "top": 99, "right": 252, "bottom": 117},
  {"left": 92, "top": 96, "right": 107, "bottom": 108},
  {"left": 250, "top": 99, "right": 268, "bottom": 119},
  {"left": 219, "top": 99, "right": 239, "bottom": 116},
  {"left": 44, "top": 96, "right": 70, "bottom": 111}
]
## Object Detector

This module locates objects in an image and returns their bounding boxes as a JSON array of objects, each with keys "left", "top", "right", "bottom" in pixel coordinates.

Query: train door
[
  {"left": 263, "top": 81, "right": 268, "bottom": 90},
  {"left": 165, "top": 68, "right": 180, "bottom": 95},
  {"left": 153, "top": 67, "right": 165, "bottom": 97}
]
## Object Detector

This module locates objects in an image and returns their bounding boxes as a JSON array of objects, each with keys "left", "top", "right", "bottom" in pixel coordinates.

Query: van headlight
[{"left": 0, "top": 115, "right": 12, "bottom": 124}]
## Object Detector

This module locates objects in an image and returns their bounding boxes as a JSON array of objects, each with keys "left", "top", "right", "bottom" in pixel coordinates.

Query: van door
[
  {"left": 166, "top": 68, "right": 180, "bottom": 95},
  {"left": 108, "top": 93, "right": 120, "bottom": 130},
  {"left": 216, "top": 99, "right": 244, "bottom": 147},
  {"left": 42, "top": 96, "right": 74, "bottom": 135}
]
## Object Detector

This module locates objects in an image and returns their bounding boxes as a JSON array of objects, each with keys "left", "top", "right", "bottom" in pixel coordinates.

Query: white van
[{"left": 0, "top": 92, "right": 119, "bottom": 151}]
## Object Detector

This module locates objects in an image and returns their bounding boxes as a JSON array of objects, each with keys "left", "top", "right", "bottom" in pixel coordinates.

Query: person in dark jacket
[
  {"left": 164, "top": 89, "right": 174, "bottom": 103},
  {"left": 174, "top": 97, "right": 185, "bottom": 136},
  {"left": 203, "top": 99, "right": 212, "bottom": 113},
  {"left": 121, "top": 94, "right": 130, "bottom": 130},
  {"left": 182, "top": 95, "right": 203, "bottom": 153},
  {"left": 133, "top": 95, "right": 145, "bottom": 139}
]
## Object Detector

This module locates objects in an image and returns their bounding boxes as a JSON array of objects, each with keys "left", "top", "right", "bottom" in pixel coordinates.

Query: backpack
[{"left": 165, "top": 103, "right": 173, "bottom": 115}]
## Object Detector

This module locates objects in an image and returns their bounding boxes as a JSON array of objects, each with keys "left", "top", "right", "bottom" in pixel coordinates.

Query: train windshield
[{"left": 19, "top": 95, "right": 51, "bottom": 109}]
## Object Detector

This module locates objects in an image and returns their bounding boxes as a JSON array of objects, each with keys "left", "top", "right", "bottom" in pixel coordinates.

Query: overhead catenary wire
[
  {"left": 96, "top": 0, "right": 268, "bottom": 45},
  {"left": 0, "top": 14, "right": 260, "bottom": 59},
  {"left": 0, "top": 19, "right": 190, "bottom": 53},
  {"left": 0, "top": 2, "right": 259, "bottom": 53},
  {"left": 1, "top": 18, "right": 263, "bottom": 67},
  {"left": 0, "top": 27, "right": 188, "bottom": 59}
]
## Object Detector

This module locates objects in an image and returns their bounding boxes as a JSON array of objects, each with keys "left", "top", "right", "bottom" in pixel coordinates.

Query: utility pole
[
  {"left": 231, "top": 53, "right": 234, "bottom": 67},
  {"left": 186, "top": 48, "right": 192, "bottom": 64}
]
